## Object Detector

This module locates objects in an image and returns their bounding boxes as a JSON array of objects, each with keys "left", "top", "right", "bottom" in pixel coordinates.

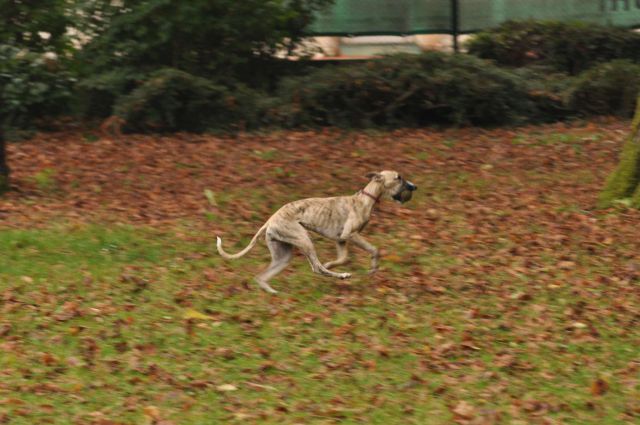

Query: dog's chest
[
  {"left": 296, "top": 202, "right": 349, "bottom": 238},
  {"left": 357, "top": 218, "right": 370, "bottom": 232}
]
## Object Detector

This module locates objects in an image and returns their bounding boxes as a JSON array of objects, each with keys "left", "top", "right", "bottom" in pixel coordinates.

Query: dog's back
[{"left": 270, "top": 196, "right": 352, "bottom": 240}]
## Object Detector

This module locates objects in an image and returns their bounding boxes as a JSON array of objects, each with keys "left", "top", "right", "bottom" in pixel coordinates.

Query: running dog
[{"left": 216, "top": 170, "right": 417, "bottom": 293}]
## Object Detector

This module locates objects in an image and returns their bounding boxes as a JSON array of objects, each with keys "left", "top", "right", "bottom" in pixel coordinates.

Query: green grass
[
  {"left": 30, "top": 168, "right": 58, "bottom": 192},
  {"left": 0, "top": 223, "right": 638, "bottom": 424},
  {"left": 253, "top": 149, "right": 279, "bottom": 161}
]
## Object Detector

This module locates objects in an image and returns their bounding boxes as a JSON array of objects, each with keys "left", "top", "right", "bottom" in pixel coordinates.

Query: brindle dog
[{"left": 217, "top": 170, "right": 417, "bottom": 293}]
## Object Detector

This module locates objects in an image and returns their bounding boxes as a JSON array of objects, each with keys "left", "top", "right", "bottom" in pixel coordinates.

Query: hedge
[
  {"left": 466, "top": 21, "right": 640, "bottom": 75},
  {"left": 113, "top": 68, "right": 262, "bottom": 132},
  {"left": 568, "top": 60, "right": 640, "bottom": 118},
  {"left": 271, "top": 52, "right": 536, "bottom": 128}
]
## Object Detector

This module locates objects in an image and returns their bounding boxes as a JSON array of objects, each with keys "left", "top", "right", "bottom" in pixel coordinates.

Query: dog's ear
[{"left": 365, "top": 172, "right": 381, "bottom": 181}]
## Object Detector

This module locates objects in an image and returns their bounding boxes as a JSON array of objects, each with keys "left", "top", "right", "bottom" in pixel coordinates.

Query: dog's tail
[{"left": 216, "top": 223, "right": 268, "bottom": 260}]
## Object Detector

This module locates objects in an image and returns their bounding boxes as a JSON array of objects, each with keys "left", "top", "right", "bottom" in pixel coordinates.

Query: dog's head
[{"left": 366, "top": 170, "right": 417, "bottom": 203}]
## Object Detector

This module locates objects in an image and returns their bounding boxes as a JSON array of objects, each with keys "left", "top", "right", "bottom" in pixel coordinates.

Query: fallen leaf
[
  {"left": 591, "top": 378, "right": 609, "bottom": 396},
  {"left": 558, "top": 261, "right": 576, "bottom": 270},
  {"left": 216, "top": 384, "right": 238, "bottom": 392},
  {"left": 143, "top": 405, "right": 161, "bottom": 420},
  {"left": 204, "top": 189, "right": 217, "bottom": 206},
  {"left": 183, "top": 308, "right": 216, "bottom": 320},
  {"left": 452, "top": 400, "right": 476, "bottom": 419}
]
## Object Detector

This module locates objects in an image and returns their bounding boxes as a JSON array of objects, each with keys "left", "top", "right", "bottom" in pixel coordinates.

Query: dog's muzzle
[{"left": 392, "top": 180, "right": 417, "bottom": 203}]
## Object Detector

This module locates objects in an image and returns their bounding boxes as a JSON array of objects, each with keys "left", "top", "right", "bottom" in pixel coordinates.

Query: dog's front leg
[
  {"left": 321, "top": 219, "right": 357, "bottom": 272},
  {"left": 349, "top": 234, "right": 379, "bottom": 274},
  {"left": 338, "top": 220, "right": 354, "bottom": 242}
]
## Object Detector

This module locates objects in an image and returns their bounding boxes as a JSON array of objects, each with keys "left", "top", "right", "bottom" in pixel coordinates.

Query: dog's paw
[
  {"left": 256, "top": 279, "right": 278, "bottom": 294},
  {"left": 338, "top": 273, "right": 351, "bottom": 279}
]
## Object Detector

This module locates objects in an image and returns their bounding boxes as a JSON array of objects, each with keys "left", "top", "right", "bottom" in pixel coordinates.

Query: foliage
[
  {"left": 568, "top": 60, "right": 640, "bottom": 118},
  {"left": 0, "top": 1, "right": 75, "bottom": 127},
  {"left": 75, "top": 68, "right": 146, "bottom": 119},
  {"left": 0, "top": 0, "right": 71, "bottom": 53},
  {"left": 65, "top": 0, "right": 137, "bottom": 44},
  {"left": 5, "top": 5, "right": 640, "bottom": 132},
  {"left": 598, "top": 96, "right": 640, "bottom": 208},
  {"left": 113, "top": 68, "right": 262, "bottom": 132},
  {"left": 272, "top": 52, "right": 535, "bottom": 127},
  {"left": 0, "top": 44, "right": 75, "bottom": 129},
  {"left": 512, "top": 65, "right": 576, "bottom": 123},
  {"left": 466, "top": 20, "right": 640, "bottom": 75},
  {"left": 79, "top": 0, "right": 333, "bottom": 88},
  {"left": 72, "top": 0, "right": 332, "bottom": 120}
]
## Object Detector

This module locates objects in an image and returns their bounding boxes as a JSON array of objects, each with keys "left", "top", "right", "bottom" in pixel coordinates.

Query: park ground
[{"left": 0, "top": 119, "right": 639, "bottom": 424}]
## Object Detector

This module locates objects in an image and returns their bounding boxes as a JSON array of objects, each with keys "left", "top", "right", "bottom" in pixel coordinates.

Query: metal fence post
[{"left": 451, "top": 0, "right": 460, "bottom": 53}]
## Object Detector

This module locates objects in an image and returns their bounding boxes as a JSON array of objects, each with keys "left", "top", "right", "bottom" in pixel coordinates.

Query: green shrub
[
  {"left": 75, "top": 68, "right": 142, "bottom": 119},
  {"left": 113, "top": 68, "right": 262, "bottom": 132},
  {"left": 79, "top": 0, "right": 333, "bottom": 91},
  {"left": 568, "top": 60, "right": 640, "bottom": 118},
  {"left": 0, "top": 44, "right": 75, "bottom": 129},
  {"left": 272, "top": 52, "right": 535, "bottom": 128},
  {"left": 466, "top": 21, "right": 640, "bottom": 75},
  {"left": 512, "top": 65, "right": 576, "bottom": 122}
]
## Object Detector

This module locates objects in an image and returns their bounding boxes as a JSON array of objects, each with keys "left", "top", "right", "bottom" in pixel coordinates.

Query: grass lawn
[{"left": 1, "top": 120, "right": 639, "bottom": 424}]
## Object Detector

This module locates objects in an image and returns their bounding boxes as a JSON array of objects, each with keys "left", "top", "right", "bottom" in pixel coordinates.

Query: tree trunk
[
  {"left": 0, "top": 127, "right": 9, "bottom": 194},
  {"left": 598, "top": 96, "right": 640, "bottom": 208}
]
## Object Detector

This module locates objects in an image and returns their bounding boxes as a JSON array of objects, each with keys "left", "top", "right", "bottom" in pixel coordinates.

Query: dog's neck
[
  {"left": 361, "top": 189, "right": 379, "bottom": 203},
  {"left": 359, "top": 181, "right": 384, "bottom": 207}
]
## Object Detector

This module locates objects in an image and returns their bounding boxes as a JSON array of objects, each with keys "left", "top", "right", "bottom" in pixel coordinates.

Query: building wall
[{"left": 311, "top": 34, "right": 472, "bottom": 59}]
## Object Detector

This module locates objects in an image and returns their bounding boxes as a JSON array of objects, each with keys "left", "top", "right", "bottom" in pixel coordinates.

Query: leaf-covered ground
[{"left": 1, "top": 120, "right": 639, "bottom": 424}]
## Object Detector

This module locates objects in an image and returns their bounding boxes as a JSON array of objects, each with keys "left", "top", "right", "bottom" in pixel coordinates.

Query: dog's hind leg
[
  {"left": 323, "top": 241, "right": 349, "bottom": 270},
  {"left": 255, "top": 238, "right": 293, "bottom": 294},
  {"left": 289, "top": 225, "right": 351, "bottom": 280}
]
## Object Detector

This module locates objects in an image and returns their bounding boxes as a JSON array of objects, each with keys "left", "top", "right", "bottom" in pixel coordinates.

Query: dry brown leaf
[
  {"left": 452, "top": 400, "right": 476, "bottom": 419},
  {"left": 590, "top": 378, "right": 609, "bottom": 396}
]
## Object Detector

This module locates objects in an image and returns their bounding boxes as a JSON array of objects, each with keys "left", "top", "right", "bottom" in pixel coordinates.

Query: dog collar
[{"left": 361, "top": 190, "right": 380, "bottom": 203}]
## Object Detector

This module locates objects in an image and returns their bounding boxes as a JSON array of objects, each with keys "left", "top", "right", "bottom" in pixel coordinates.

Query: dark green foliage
[
  {"left": 569, "top": 61, "right": 640, "bottom": 118},
  {"left": 467, "top": 21, "right": 640, "bottom": 75},
  {"left": 512, "top": 65, "right": 576, "bottom": 123},
  {"left": 0, "top": 44, "right": 75, "bottom": 128},
  {"left": 113, "top": 68, "right": 261, "bottom": 132},
  {"left": 74, "top": 0, "right": 332, "bottom": 120},
  {"left": 0, "top": 0, "right": 74, "bottom": 128},
  {"left": 0, "top": 0, "right": 71, "bottom": 53},
  {"left": 75, "top": 68, "right": 144, "bottom": 119},
  {"left": 273, "top": 52, "right": 535, "bottom": 128},
  {"left": 80, "top": 0, "right": 332, "bottom": 88},
  {"left": 4, "top": 5, "right": 640, "bottom": 133}
]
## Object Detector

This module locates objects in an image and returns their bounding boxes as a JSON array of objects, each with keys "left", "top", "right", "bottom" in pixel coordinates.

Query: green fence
[{"left": 310, "top": 0, "right": 640, "bottom": 35}]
